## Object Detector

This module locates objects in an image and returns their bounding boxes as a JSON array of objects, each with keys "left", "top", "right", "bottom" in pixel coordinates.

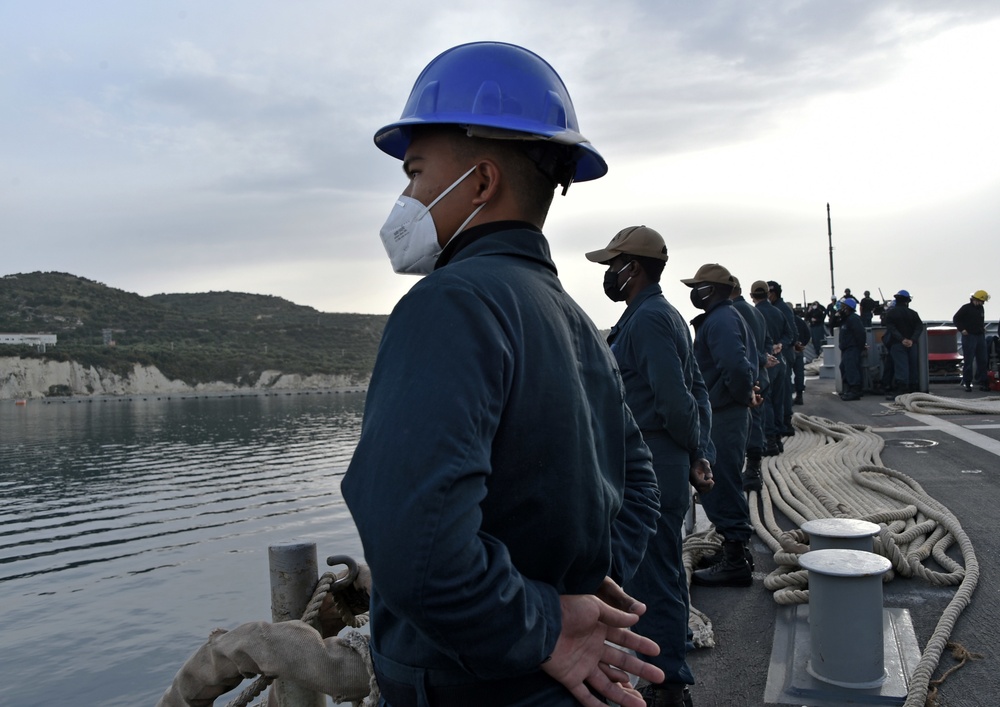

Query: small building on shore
[{"left": 0, "top": 333, "right": 57, "bottom": 352}]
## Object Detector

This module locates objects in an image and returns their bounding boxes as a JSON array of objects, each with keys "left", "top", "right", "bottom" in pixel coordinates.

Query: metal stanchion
[{"left": 269, "top": 543, "right": 326, "bottom": 707}]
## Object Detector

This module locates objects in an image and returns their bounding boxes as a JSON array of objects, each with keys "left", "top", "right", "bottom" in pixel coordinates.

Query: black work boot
[
  {"left": 793, "top": 391, "right": 804, "bottom": 405},
  {"left": 696, "top": 541, "right": 754, "bottom": 571},
  {"left": 692, "top": 540, "right": 752, "bottom": 587},
  {"left": 639, "top": 682, "right": 693, "bottom": 707},
  {"left": 840, "top": 385, "right": 862, "bottom": 401},
  {"left": 764, "top": 436, "right": 781, "bottom": 456},
  {"left": 742, "top": 456, "right": 762, "bottom": 492},
  {"left": 696, "top": 549, "right": 722, "bottom": 569}
]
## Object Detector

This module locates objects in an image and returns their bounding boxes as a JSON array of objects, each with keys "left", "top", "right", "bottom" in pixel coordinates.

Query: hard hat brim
[{"left": 374, "top": 120, "right": 608, "bottom": 182}]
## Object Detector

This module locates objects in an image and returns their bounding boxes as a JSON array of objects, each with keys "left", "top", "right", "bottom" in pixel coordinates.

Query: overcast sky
[{"left": 4, "top": 1, "right": 1000, "bottom": 326}]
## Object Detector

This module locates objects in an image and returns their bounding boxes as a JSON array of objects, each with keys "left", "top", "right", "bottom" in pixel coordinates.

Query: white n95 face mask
[{"left": 379, "top": 165, "right": 485, "bottom": 275}]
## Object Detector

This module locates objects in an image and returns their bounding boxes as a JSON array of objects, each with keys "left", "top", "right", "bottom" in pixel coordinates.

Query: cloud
[
  {"left": 575, "top": 1, "right": 1000, "bottom": 161},
  {"left": 3, "top": 0, "right": 1000, "bottom": 321}
]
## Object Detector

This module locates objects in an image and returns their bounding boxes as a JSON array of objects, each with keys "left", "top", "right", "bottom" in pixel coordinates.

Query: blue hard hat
[
  {"left": 842, "top": 297, "right": 858, "bottom": 310},
  {"left": 894, "top": 289, "right": 911, "bottom": 300},
  {"left": 374, "top": 42, "right": 607, "bottom": 183}
]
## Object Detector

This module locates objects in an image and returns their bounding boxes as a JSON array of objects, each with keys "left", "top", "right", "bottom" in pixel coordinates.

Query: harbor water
[{"left": 0, "top": 392, "right": 367, "bottom": 707}]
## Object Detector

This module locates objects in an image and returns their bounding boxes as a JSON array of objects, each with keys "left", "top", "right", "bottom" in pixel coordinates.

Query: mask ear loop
[
  {"left": 445, "top": 164, "right": 489, "bottom": 243},
  {"left": 417, "top": 164, "right": 480, "bottom": 220},
  {"left": 618, "top": 261, "right": 635, "bottom": 292},
  {"left": 451, "top": 201, "right": 487, "bottom": 240}
]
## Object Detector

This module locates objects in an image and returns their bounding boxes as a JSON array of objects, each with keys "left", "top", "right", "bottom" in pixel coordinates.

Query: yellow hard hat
[{"left": 972, "top": 289, "right": 990, "bottom": 302}]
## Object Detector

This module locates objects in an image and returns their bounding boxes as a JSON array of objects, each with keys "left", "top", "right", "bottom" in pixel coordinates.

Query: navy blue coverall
[
  {"left": 733, "top": 296, "right": 769, "bottom": 457},
  {"left": 607, "top": 283, "right": 715, "bottom": 687},
  {"left": 772, "top": 295, "right": 798, "bottom": 433},
  {"left": 755, "top": 298, "right": 792, "bottom": 442},
  {"left": 691, "top": 299, "right": 756, "bottom": 543},
  {"left": 806, "top": 303, "right": 827, "bottom": 350},
  {"left": 793, "top": 315, "right": 811, "bottom": 396},
  {"left": 954, "top": 301, "right": 988, "bottom": 388},
  {"left": 342, "top": 223, "right": 661, "bottom": 707},
  {"left": 882, "top": 303, "right": 925, "bottom": 393},
  {"left": 838, "top": 311, "right": 866, "bottom": 390}
]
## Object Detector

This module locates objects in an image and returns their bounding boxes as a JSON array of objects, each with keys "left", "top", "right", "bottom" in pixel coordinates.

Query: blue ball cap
[{"left": 374, "top": 42, "right": 607, "bottom": 183}]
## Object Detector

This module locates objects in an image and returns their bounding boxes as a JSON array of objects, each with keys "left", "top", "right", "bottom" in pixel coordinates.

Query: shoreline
[
  {"left": 5, "top": 385, "right": 369, "bottom": 405},
  {"left": 0, "top": 354, "right": 370, "bottom": 401}
]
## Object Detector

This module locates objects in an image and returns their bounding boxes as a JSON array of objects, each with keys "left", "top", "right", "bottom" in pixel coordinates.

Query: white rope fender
[
  {"left": 155, "top": 621, "right": 373, "bottom": 707},
  {"left": 685, "top": 411, "right": 979, "bottom": 707},
  {"left": 156, "top": 565, "right": 377, "bottom": 707}
]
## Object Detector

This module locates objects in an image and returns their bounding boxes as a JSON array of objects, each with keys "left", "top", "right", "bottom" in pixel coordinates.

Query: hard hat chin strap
[{"left": 463, "top": 125, "right": 580, "bottom": 195}]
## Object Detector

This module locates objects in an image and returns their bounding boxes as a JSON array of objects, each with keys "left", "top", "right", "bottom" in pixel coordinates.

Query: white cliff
[{"left": 0, "top": 357, "right": 366, "bottom": 399}]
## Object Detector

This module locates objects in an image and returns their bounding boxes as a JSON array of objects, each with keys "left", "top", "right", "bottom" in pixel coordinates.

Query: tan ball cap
[
  {"left": 585, "top": 225, "right": 669, "bottom": 264},
  {"left": 681, "top": 263, "right": 737, "bottom": 287}
]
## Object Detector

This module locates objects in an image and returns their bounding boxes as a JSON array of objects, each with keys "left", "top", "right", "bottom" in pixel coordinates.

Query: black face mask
[
  {"left": 603, "top": 262, "right": 633, "bottom": 302},
  {"left": 690, "top": 284, "right": 714, "bottom": 310}
]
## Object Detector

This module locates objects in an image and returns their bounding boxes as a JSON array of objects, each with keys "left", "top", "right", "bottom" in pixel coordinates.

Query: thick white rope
[
  {"left": 889, "top": 391, "right": 1000, "bottom": 415},
  {"left": 681, "top": 527, "right": 722, "bottom": 648},
  {"left": 685, "top": 411, "right": 979, "bottom": 707}
]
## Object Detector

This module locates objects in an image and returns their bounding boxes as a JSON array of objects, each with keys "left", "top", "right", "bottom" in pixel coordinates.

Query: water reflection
[{"left": 0, "top": 392, "right": 366, "bottom": 706}]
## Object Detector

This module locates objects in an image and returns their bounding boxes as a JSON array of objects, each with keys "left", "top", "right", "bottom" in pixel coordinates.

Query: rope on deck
[
  {"left": 684, "top": 411, "right": 980, "bottom": 707},
  {"left": 888, "top": 391, "right": 1000, "bottom": 415},
  {"left": 680, "top": 527, "right": 723, "bottom": 649}
]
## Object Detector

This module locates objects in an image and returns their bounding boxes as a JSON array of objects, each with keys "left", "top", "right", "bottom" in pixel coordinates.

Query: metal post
[
  {"left": 799, "top": 549, "right": 892, "bottom": 689},
  {"left": 826, "top": 203, "right": 835, "bottom": 301},
  {"left": 268, "top": 543, "right": 326, "bottom": 707},
  {"left": 916, "top": 328, "right": 929, "bottom": 393}
]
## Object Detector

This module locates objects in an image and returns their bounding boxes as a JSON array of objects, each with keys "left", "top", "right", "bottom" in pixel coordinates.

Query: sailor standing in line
[
  {"left": 683, "top": 264, "right": 759, "bottom": 589},
  {"left": 954, "top": 290, "right": 991, "bottom": 392},
  {"left": 837, "top": 298, "right": 866, "bottom": 401},
  {"left": 342, "top": 41, "right": 665, "bottom": 707},
  {"left": 882, "top": 289, "right": 925, "bottom": 397}
]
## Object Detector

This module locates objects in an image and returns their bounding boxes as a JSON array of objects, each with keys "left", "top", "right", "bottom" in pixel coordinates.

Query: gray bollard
[
  {"left": 802, "top": 517, "right": 880, "bottom": 552},
  {"left": 799, "top": 549, "right": 892, "bottom": 689},
  {"left": 269, "top": 543, "right": 326, "bottom": 707},
  {"left": 820, "top": 343, "right": 837, "bottom": 380}
]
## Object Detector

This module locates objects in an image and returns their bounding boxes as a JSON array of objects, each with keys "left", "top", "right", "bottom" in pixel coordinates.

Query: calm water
[{"left": 0, "top": 392, "right": 367, "bottom": 707}]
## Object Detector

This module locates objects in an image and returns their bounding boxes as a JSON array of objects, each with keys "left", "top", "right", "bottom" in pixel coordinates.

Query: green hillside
[{"left": 0, "top": 272, "right": 387, "bottom": 386}]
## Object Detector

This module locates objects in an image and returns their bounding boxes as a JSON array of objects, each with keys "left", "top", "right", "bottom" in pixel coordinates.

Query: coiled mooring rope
[
  {"left": 685, "top": 410, "right": 979, "bottom": 707},
  {"left": 889, "top": 391, "right": 1000, "bottom": 415}
]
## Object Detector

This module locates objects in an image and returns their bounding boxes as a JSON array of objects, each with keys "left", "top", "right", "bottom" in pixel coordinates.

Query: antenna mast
[{"left": 827, "top": 203, "right": 835, "bottom": 299}]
